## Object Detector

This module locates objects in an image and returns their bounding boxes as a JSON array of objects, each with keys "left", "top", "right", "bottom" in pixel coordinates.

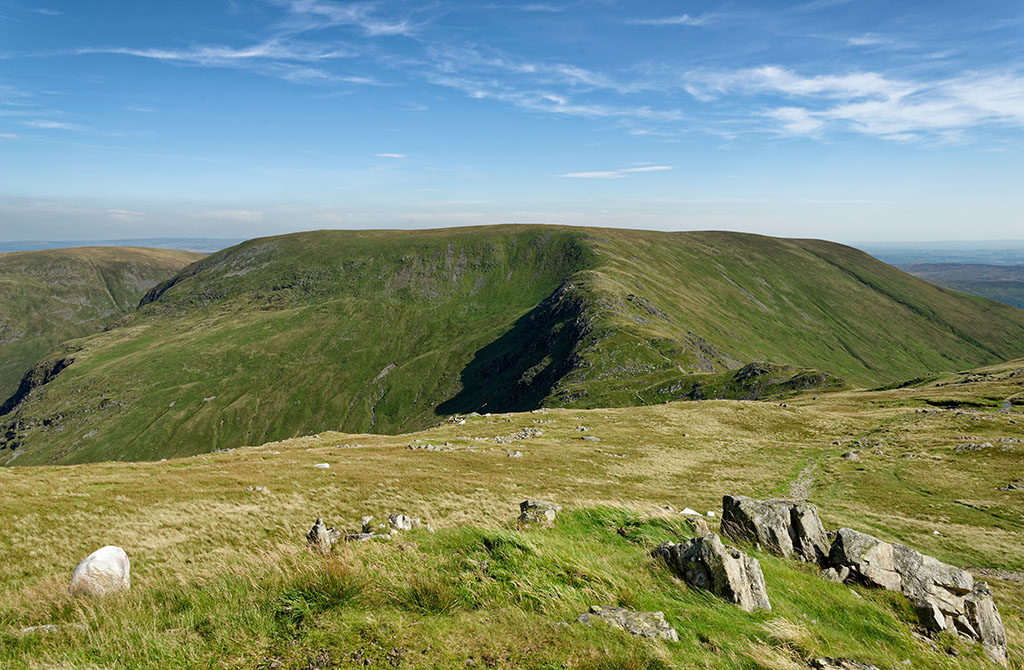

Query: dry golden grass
[{"left": 1, "top": 362, "right": 1022, "bottom": 668}]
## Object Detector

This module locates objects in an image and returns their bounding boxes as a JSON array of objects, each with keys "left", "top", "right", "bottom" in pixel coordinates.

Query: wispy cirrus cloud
[
  {"left": 107, "top": 209, "right": 145, "bottom": 222},
  {"left": 375, "top": 153, "right": 406, "bottom": 158},
  {"left": 273, "top": 0, "right": 425, "bottom": 37},
  {"left": 626, "top": 13, "right": 715, "bottom": 27},
  {"left": 557, "top": 165, "right": 672, "bottom": 179},
  {"left": 23, "top": 119, "right": 89, "bottom": 131},
  {"left": 32, "top": 8, "right": 61, "bottom": 16},
  {"left": 76, "top": 39, "right": 380, "bottom": 85}
]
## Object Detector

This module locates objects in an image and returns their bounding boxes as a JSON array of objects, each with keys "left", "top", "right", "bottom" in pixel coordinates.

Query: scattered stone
[
  {"left": 361, "top": 516, "right": 374, "bottom": 533},
  {"left": 653, "top": 534, "right": 771, "bottom": 612},
  {"left": 313, "top": 463, "right": 330, "bottom": 469},
  {"left": 998, "top": 484, "right": 1021, "bottom": 491},
  {"left": 810, "top": 658, "right": 880, "bottom": 670},
  {"left": 706, "top": 511, "right": 715, "bottom": 517},
  {"left": 580, "top": 435, "right": 601, "bottom": 442},
  {"left": 388, "top": 513, "right": 423, "bottom": 531},
  {"left": 246, "top": 485, "right": 267, "bottom": 492},
  {"left": 577, "top": 606, "right": 678, "bottom": 641},
  {"left": 681, "top": 507, "right": 701, "bottom": 516},
  {"left": 68, "top": 546, "right": 131, "bottom": 597},
  {"left": 495, "top": 428, "right": 543, "bottom": 444},
  {"left": 576, "top": 425, "right": 590, "bottom": 431},
  {"left": 306, "top": 518, "right": 341, "bottom": 553},
  {"left": 841, "top": 451, "right": 861, "bottom": 461},
  {"left": 504, "top": 449, "right": 523, "bottom": 458},
  {"left": 519, "top": 500, "right": 561, "bottom": 524},
  {"left": 721, "top": 495, "right": 830, "bottom": 565}
]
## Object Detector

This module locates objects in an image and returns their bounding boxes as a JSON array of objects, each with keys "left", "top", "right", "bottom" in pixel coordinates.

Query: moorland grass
[{"left": 1, "top": 363, "right": 1022, "bottom": 667}]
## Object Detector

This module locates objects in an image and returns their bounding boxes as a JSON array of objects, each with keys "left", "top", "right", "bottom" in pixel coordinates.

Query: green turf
[
  {"left": 0, "top": 246, "right": 202, "bottom": 402},
  {"left": 4, "top": 226, "right": 1024, "bottom": 465}
]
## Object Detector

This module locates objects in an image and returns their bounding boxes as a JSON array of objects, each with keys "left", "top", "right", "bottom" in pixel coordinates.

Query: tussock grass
[{"left": 1, "top": 364, "right": 1023, "bottom": 666}]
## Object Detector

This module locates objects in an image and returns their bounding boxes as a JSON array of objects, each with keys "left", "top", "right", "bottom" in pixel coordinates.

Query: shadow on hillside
[{"left": 436, "top": 283, "right": 586, "bottom": 416}]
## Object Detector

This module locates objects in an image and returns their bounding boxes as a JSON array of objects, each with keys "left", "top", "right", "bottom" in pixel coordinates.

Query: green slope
[
  {"left": 0, "top": 247, "right": 202, "bottom": 401},
  {"left": 3, "top": 225, "right": 1024, "bottom": 465}
]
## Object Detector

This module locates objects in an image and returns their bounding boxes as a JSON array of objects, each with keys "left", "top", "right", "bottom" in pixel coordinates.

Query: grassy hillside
[
  {"left": 1, "top": 360, "right": 1022, "bottom": 668},
  {"left": 0, "top": 247, "right": 202, "bottom": 401},
  {"left": 901, "top": 263, "right": 1024, "bottom": 310},
  {"left": 3, "top": 225, "right": 1024, "bottom": 465}
]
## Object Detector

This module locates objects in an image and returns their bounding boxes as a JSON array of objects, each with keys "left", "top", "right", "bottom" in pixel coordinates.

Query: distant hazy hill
[
  {"left": 0, "top": 238, "right": 240, "bottom": 254},
  {"left": 4, "top": 225, "right": 1024, "bottom": 465},
  {"left": 899, "top": 263, "right": 1024, "bottom": 310},
  {"left": 0, "top": 247, "right": 202, "bottom": 401}
]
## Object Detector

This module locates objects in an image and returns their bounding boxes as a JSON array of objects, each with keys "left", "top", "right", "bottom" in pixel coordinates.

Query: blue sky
[{"left": 1, "top": 0, "right": 1022, "bottom": 241}]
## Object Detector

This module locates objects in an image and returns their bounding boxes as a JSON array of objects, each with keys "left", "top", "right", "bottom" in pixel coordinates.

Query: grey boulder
[
  {"left": 828, "top": 527, "right": 1007, "bottom": 666},
  {"left": 653, "top": 533, "right": 771, "bottom": 612},
  {"left": 721, "top": 495, "right": 830, "bottom": 565}
]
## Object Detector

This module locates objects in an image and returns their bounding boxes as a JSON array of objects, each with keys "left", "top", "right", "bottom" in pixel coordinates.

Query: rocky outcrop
[
  {"left": 721, "top": 495, "right": 829, "bottom": 565},
  {"left": 306, "top": 518, "right": 341, "bottom": 553},
  {"left": 653, "top": 534, "right": 771, "bottom": 612},
  {"left": 519, "top": 500, "right": 561, "bottom": 524},
  {"left": 68, "top": 546, "right": 130, "bottom": 597},
  {"left": 577, "top": 606, "right": 678, "bottom": 641},
  {"left": 829, "top": 527, "right": 1007, "bottom": 666}
]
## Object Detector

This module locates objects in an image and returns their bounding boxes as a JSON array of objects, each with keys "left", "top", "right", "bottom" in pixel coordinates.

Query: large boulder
[
  {"left": 653, "top": 534, "right": 771, "bottom": 612},
  {"left": 577, "top": 606, "right": 678, "bottom": 641},
  {"left": 721, "top": 495, "right": 830, "bottom": 565},
  {"left": 827, "top": 528, "right": 902, "bottom": 591},
  {"left": 829, "top": 527, "right": 1007, "bottom": 666},
  {"left": 68, "top": 546, "right": 130, "bottom": 597}
]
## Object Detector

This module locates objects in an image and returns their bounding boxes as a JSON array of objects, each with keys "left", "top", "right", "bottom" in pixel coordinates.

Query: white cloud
[
  {"left": 32, "top": 8, "right": 61, "bottom": 16},
  {"left": 764, "top": 107, "right": 825, "bottom": 135},
  {"left": 107, "top": 209, "right": 146, "bottom": 222},
  {"left": 23, "top": 119, "right": 88, "bottom": 131},
  {"left": 0, "top": 132, "right": 18, "bottom": 139},
  {"left": 557, "top": 165, "right": 673, "bottom": 179},
  {"left": 517, "top": 4, "right": 564, "bottom": 12},
  {"left": 198, "top": 210, "right": 264, "bottom": 222},
  {"left": 375, "top": 153, "right": 406, "bottom": 158},
  {"left": 627, "top": 14, "right": 713, "bottom": 27},
  {"left": 77, "top": 39, "right": 379, "bottom": 86},
  {"left": 688, "top": 66, "right": 1024, "bottom": 141},
  {"left": 275, "top": 0, "right": 421, "bottom": 37}
]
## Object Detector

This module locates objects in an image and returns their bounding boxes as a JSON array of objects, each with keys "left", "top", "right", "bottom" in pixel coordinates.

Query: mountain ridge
[
  {"left": 3, "top": 225, "right": 1024, "bottom": 465},
  {"left": 0, "top": 246, "right": 203, "bottom": 401}
]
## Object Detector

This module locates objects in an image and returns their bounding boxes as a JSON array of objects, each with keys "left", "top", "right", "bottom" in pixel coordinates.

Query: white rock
[
  {"left": 69, "top": 546, "right": 130, "bottom": 597},
  {"left": 707, "top": 511, "right": 716, "bottom": 517},
  {"left": 681, "top": 507, "right": 700, "bottom": 515},
  {"left": 313, "top": 463, "right": 330, "bottom": 469}
]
